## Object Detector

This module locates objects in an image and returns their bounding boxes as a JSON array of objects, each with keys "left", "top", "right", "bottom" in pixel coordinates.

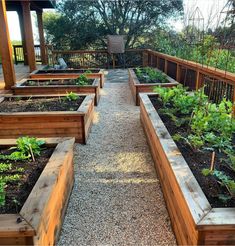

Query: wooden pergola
[{"left": 0, "top": 0, "right": 54, "bottom": 89}]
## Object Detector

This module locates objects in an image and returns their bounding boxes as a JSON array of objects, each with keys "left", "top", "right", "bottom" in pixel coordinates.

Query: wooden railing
[
  {"left": 12, "top": 45, "right": 53, "bottom": 65},
  {"left": 51, "top": 49, "right": 143, "bottom": 69},
  {"left": 143, "top": 49, "right": 235, "bottom": 107}
]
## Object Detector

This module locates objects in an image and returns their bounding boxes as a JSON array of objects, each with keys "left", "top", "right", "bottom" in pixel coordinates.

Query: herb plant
[{"left": 66, "top": 92, "right": 80, "bottom": 101}]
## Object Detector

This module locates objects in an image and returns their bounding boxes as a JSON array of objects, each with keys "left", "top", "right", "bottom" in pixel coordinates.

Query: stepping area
[{"left": 58, "top": 69, "right": 176, "bottom": 245}]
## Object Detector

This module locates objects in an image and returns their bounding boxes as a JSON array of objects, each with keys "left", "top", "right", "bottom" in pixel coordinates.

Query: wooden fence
[
  {"left": 51, "top": 49, "right": 143, "bottom": 69},
  {"left": 143, "top": 49, "right": 235, "bottom": 109},
  {"left": 11, "top": 46, "right": 235, "bottom": 109}
]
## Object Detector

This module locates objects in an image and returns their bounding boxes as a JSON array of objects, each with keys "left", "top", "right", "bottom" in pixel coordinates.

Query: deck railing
[
  {"left": 51, "top": 49, "right": 143, "bottom": 69},
  {"left": 11, "top": 46, "right": 235, "bottom": 108},
  {"left": 143, "top": 49, "right": 235, "bottom": 107},
  {"left": 12, "top": 44, "right": 53, "bottom": 65}
]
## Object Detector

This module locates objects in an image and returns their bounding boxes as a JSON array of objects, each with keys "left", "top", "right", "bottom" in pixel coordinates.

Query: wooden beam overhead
[{"left": 0, "top": 0, "right": 16, "bottom": 89}]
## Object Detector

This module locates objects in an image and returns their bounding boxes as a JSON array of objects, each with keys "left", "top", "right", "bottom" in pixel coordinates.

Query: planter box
[
  {"left": 12, "top": 78, "right": 100, "bottom": 106},
  {"left": 0, "top": 137, "right": 75, "bottom": 245},
  {"left": 128, "top": 68, "right": 179, "bottom": 106},
  {"left": 30, "top": 69, "right": 105, "bottom": 88},
  {"left": 139, "top": 93, "right": 235, "bottom": 245},
  {"left": 0, "top": 94, "right": 95, "bottom": 144}
]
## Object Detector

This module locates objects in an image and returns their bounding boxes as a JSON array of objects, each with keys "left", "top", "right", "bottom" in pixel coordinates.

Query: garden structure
[
  {"left": 0, "top": 137, "right": 75, "bottom": 245},
  {"left": 0, "top": 0, "right": 235, "bottom": 245},
  {"left": 30, "top": 69, "right": 105, "bottom": 88},
  {"left": 128, "top": 67, "right": 179, "bottom": 105},
  {"left": 12, "top": 77, "right": 101, "bottom": 106}
]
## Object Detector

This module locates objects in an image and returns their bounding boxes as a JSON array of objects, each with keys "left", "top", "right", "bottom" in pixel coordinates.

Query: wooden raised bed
[
  {"left": 128, "top": 68, "right": 179, "bottom": 106},
  {"left": 0, "top": 137, "right": 75, "bottom": 245},
  {"left": 30, "top": 69, "right": 105, "bottom": 88},
  {"left": 12, "top": 78, "right": 100, "bottom": 106},
  {"left": 139, "top": 93, "right": 235, "bottom": 245},
  {"left": 0, "top": 94, "right": 95, "bottom": 144}
]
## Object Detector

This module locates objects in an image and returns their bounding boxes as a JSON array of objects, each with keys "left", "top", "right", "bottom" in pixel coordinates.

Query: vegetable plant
[
  {"left": 154, "top": 85, "right": 235, "bottom": 201},
  {"left": 66, "top": 92, "right": 79, "bottom": 101},
  {"left": 75, "top": 74, "right": 89, "bottom": 85},
  {"left": 136, "top": 67, "right": 168, "bottom": 83},
  {"left": 10, "top": 136, "right": 45, "bottom": 162}
]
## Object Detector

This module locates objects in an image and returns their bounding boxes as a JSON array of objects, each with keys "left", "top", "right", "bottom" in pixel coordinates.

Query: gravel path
[{"left": 58, "top": 69, "right": 176, "bottom": 246}]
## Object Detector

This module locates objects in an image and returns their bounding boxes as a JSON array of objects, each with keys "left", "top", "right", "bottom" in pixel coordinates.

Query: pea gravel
[{"left": 57, "top": 69, "right": 176, "bottom": 246}]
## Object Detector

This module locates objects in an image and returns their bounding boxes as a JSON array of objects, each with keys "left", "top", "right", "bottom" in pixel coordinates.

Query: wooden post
[
  {"left": 176, "top": 63, "right": 181, "bottom": 82},
  {"left": 36, "top": 10, "right": 47, "bottom": 65},
  {"left": 0, "top": 0, "right": 16, "bottom": 89},
  {"left": 195, "top": 70, "right": 200, "bottom": 90},
  {"left": 17, "top": 8, "right": 28, "bottom": 65},
  {"left": 142, "top": 51, "right": 148, "bottom": 67},
  {"left": 21, "top": 0, "right": 36, "bottom": 72},
  {"left": 164, "top": 59, "right": 168, "bottom": 75}
]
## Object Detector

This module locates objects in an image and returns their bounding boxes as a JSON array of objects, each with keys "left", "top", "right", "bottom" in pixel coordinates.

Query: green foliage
[
  {"left": 136, "top": 67, "right": 168, "bottom": 83},
  {"left": 66, "top": 92, "right": 80, "bottom": 101},
  {"left": 75, "top": 74, "right": 89, "bottom": 86},
  {"left": 202, "top": 169, "right": 235, "bottom": 198},
  {"left": 155, "top": 85, "right": 234, "bottom": 160},
  {"left": 0, "top": 181, "right": 5, "bottom": 206},
  {"left": 0, "top": 151, "right": 28, "bottom": 161},
  {"left": 0, "top": 174, "right": 21, "bottom": 183},
  {"left": 43, "top": 1, "right": 183, "bottom": 49},
  {"left": 0, "top": 163, "right": 12, "bottom": 173},
  {"left": 11, "top": 137, "right": 45, "bottom": 161}
]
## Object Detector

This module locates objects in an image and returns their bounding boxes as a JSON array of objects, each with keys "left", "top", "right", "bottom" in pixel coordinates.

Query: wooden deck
[{"left": 0, "top": 64, "right": 45, "bottom": 90}]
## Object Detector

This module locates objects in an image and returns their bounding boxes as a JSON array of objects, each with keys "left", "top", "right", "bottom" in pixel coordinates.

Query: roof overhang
[{"left": 6, "top": 0, "right": 55, "bottom": 11}]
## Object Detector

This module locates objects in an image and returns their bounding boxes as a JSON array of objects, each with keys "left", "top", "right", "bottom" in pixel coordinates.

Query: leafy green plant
[
  {"left": 0, "top": 163, "right": 12, "bottom": 173},
  {"left": 75, "top": 74, "right": 89, "bottom": 86},
  {"left": 136, "top": 67, "right": 168, "bottom": 83},
  {"left": 0, "top": 180, "right": 5, "bottom": 206},
  {"left": 85, "top": 69, "right": 92, "bottom": 74},
  {"left": 0, "top": 174, "right": 21, "bottom": 183},
  {"left": 65, "top": 92, "right": 80, "bottom": 101},
  {"left": 202, "top": 169, "right": 235, "bottom": 199},
  {"left": 0, "top": 151, "right": 29, "bottom": 161},
  {"left": 11, "top": 137, "right": 45, "bottom": 162}
]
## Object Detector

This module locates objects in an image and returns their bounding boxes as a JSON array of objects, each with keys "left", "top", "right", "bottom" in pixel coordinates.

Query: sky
[{"left": 7, "top": 0, "right": 229, "bottom": 42}]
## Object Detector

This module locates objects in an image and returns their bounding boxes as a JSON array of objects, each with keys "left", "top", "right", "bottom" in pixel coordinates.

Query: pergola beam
[{"left": 0, "top": 0, "right": 16, "bottom": 89}]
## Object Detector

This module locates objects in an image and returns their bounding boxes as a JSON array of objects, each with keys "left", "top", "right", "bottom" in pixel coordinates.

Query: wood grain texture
[
  {"left": 0, "top": 138, "right": 75, "bottom": 245},
  {"left": 139, "top": 93, "right": 235, "bottom": 245},
  {"left": 30, "top": 69, "right": 105, "bottom": 88},
  {"left": 0, "top": 94, "right": 95, "bottom": 143},
  {"left": 12, "top": 78, "right": 100, "bottom": 106},
  {"left": 128, "top": 68, "right": 179, "bottom": 106}
]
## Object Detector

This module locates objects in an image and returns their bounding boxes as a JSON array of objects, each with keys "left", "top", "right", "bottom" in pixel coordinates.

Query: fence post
[
  {"left": 142, "top": 51, "right": 148, "bottom": 67},
  {"left": 13, "top": 45, "right": 18, "bottom": 65},
  {"left": 164, "top": 59, "right": 168, "bottom": 75},
  {"left": 176, "top": 63, "right": 181, "bottom": 82}
]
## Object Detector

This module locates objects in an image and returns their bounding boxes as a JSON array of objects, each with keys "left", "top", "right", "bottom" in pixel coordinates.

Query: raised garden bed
[
  {"left": 0, "top": 94, "right": 95, "bottom": 143},
  {"left": 12, "top": 77, "right": 100, "bottom": 106},
  {"left": 140, "top": 93, "right": 235, "bottom": 245},
  {"left": 30, "top": 69, "right": 105, "bottom": 88},
  {"left": 0, "top": 137, "right": 75, "bottom": 245},
  {"left": 128, "top": 67, "right": 179, "bottom": 106}
]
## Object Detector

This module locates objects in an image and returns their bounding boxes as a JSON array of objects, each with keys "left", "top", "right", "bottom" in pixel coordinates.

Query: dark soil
[
  {"left": 23, "top": 79, "right": 94, "bottom": 86},
  {"left": 149, "top": 95, "right": 235, "bottom": 208},
  {"left": 0, "top": 96, "right": 85, "bottom": 112},
  {"left": 134, "top": 69, "right": 168, "bottom": 84},
  {"left": 0, "top": 147, "right": 54, "bottom": 214},
  {"left": 36, "top": 69, "right": 100, "bottom": 74}
]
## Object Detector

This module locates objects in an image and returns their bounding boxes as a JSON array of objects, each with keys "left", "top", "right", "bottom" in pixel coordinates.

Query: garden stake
[{"left": 210, "top": 151, "right": 215, "bottom": 171}]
